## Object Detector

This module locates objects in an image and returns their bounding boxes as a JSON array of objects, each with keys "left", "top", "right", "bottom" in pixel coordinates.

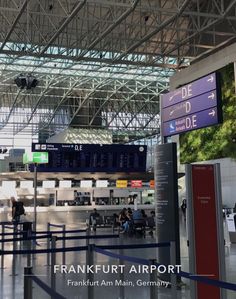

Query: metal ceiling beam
[
  {"left": 0, "top": 48, "right": 179, "bottom": 69},
  {"left": 39, "top": 0, "right": 87, "bottom": 56},
  {"left": 0, "top": 89, "right": 21, "bottom": 127},
  {"left": 192, "top": 35, "right": 236, "bottom": 63},
  {"left": 114, "top": 0, "right": 191, "bottom": 62},
  {"left": 88, "top": 81, "right": 130, "bottom": 125},
  {"left": 107, "top": 85, "right": 152, "bottom": 127},
  {"left": 162, "top": 0, "right": 236, "bottom": 59},
  {"left": 77, "top": 0, "right": 140, "bottom": 60},
  {"left": 37, "top": 76, "right": 97, "bottom": 130},
  {"left": 0, "top": 0, "right": 30, "bottom": 52},
  {"left": 67, "top": 78, "right": 115, "bottom": 126}
]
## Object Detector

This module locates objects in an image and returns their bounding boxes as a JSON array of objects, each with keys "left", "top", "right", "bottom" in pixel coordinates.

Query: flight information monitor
[{"left": 31, "top": 143, "right": 147, "bottom": 172}]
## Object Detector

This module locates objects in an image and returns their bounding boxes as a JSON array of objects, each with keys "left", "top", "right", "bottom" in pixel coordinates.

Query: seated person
[
  {"left": 132, "top": 209, "right": 143, "bottom": 220},
  {"left": 233, "top": 203, "right": 236, "bottom": 213},
  {"left": 146, "top": 211, "right": 155, "bottom": 236},
  {"left": 113, "top": 213, "right": 120, "bottom": 227},
  {"left": 141, "top": 209, "right": 147, "bottom": 219},
  {"left": 132, "top": 209, "right": 146, "bottom": 226},
  {"left": 132, "top": 209, "right": 146, "bottom": 236},
  {"left": 127, "top": 207, "right": 133, "bottom": 217},
  {"left": 89, "top": 208, "right": 101, "bottom": 231},
  {"left": 119, "top": 208, "right": 131, "bottom": 233}
]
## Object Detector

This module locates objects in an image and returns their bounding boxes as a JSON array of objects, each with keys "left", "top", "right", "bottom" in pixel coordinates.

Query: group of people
[
  {"left": 117, "top": 208, "right": 155, "bottom": 236},
  {"left": 89, "top": 207, "right": 155, "bottom": 236}
]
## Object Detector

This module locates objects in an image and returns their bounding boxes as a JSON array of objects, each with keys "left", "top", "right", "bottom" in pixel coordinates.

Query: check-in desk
[{"left": 226, "top": 213, "right": 236, "bottom": 243}]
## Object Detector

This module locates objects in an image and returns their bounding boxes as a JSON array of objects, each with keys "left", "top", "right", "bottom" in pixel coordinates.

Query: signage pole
[
  {"left": 156, "top": 94, "right": 180, "bottom": 283},
  {"left": 33, "top": 163, "right": 37, "bottom": 232},
  {"left": 185, "top": 164, "right": 196, "bottom": 299},
  {"left": 159, "top": 94, "right": 164, "bottom": 144}
]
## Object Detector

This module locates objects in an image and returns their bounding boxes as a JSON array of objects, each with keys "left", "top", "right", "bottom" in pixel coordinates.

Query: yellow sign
[
  {"left": 116, "top": 180, "right": 128, "bottom": 188},
  {"left": 150, "top": 180, "right": 155, "bottom": 188}
]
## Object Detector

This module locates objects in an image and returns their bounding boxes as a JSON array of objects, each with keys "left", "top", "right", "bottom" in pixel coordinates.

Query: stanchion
[
  {"left": 32, "top": 233, "right": 37, "bottom": 265},
  {"left": 86, "top": 228, "right": 90, "bottom": 266},
  {"left": 27, "top": 239, "right": 31, "bottom": 267},
  {"left": 87, "top": 244, "right": 94, "bottom": 299},
  {"left": 1, "top": 224, "right": 5, "bottom": 269},
  {"left": 51, "top": 236, "right": 57, "bottom": 296},
  {"left": 118, "top": 248, "right": 125, "bottom": 299},
  {"left": 86, "top": 226, "right": 90, "bottom": 296},
  {"left": 47, "top": 223, "right": 50, "bottom": 266},
  {"left": 19, "top": 224, "right": 23, "bottom": 251},
  {"left": 11, "top": 224, "right": 18, "bottom": 277},
  {"left": 62, "top": 224, "right": 66, "bottom": 265},
  {"left": 149, "top": 259, "right": 158, "bottom": 299},
  {"left": 24, "top": 266, "right": 32, "bottom": 299},
  {"left": 170, "top": 241, "right": 177, "bottom": 298}
]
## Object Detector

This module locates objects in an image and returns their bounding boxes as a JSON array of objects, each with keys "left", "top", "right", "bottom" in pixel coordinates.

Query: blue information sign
[
  {"left": 163, "top": 107, "right": 218, "bottom": 137},
  {"left": 161, "top": 72, "right": 222, "bottom": 137}
]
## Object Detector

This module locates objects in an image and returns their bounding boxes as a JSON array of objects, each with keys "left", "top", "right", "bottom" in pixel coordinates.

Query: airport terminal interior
[{"left": 1, "top": 0, "right": 236, "bottom": 298}]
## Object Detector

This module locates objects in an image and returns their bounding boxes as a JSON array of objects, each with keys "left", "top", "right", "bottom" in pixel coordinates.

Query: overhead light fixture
[
  {"left": 14, "top": 74, "right": 27, "bottom": 89},
  {"left": 0, "top": 148, "right": 7, "bottom": 154},
  {"left": 26, "top": 75, "right": 38, "bottom": 89},
  {"left": 14, "top": 74, "right": 38, "bottom": 90}
]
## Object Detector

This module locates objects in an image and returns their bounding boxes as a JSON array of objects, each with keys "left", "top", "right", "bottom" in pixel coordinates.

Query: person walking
[
  {"left": 11, "top": 196, "right": 25, "bottom": 224},
  {"left": 181, "top": 198, "right": 187, "bottom": 220}
]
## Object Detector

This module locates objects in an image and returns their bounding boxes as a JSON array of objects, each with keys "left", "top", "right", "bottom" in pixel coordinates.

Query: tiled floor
[{"left": 0, "top": 217, "right": 236, "bottom": 299}]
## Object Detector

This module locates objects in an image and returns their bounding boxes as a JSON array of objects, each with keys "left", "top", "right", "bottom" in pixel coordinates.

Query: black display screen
[{"left": 31, "top": 143, "right": 147, "bottom": 172}]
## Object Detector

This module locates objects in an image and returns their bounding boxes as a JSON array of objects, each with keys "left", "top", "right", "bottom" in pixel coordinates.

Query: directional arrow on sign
[
  {"left": 168, "top": 90, "right": 181, "bottom": 102},
  {"left": 41, "top": 153, "right": 47, "bottom": 161},
  {"left": 207, "top": 75, "right": 214, "bottom": 83},
  {"left": 208, "top": 92, "right": 215, "bottom": 99},
  {"left": 208, "top": 109, "right": 216, "bottom": 117}
]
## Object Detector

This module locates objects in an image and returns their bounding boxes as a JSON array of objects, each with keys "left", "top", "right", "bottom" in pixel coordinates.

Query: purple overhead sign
[
  {"left": 161, "top": 73, "right": 217, "bottom": 109},
  {"left": 161, "top": 72, "right": 222, "bottom": 137},
  {"left": 162, "top": 90, "right": 217, "bottom": 122},
  {"left": 163, "top": 108, "right": 218, "bottom": 137}
]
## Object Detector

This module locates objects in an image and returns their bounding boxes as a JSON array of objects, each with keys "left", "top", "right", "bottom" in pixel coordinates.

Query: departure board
[{"left": 31, "top": 143, "right": 147, "bottom": 172}]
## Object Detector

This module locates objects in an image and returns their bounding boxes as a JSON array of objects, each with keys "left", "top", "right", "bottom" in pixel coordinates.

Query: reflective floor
[{"left": 0, "top": 216, "right": 236, "bottom": 299}]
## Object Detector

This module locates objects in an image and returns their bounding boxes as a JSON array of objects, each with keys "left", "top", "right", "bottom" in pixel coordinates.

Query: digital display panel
[{"left": 31, "top": 143, "right": 147, "bottom": 173}]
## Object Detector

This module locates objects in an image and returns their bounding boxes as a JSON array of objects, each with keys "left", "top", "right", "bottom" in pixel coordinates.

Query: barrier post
[
  {"left": 47, "top": 223, "right": 50, "bottom": 266},
  {"left": 32, "top": 232, "right": 37, "bottom": 264},
  {"left": 87, "top": 244, "right": 94, "bottom": 299},
  {"left": 86, "top": 228, "right": 90, "bottom": 266},
  {"left": 118, "top": 248, "right": 125, "bottom": 299},
  {"left": 27, "top": 239, "right": 31, "bottom": 267},
  {"left": 62, "top": 224, "right": 66, "bottom": 265},
  {"left": 11, "top": 226, "right": 18, "bottom": 277},
  {"left": 149, "top": 259, "right": 158, "bottom": 299},
  {"left": 51, "top": 236, "right": 57, "bottom": 295},
  {"left": 1, "top": 224, "right": 5, "bottom": 269},
  {"left": 170, "top": 241, "right": 177, "bottom": 299},
  {"left": 24, "top": 266, "right": 32, "bottom": 299}
]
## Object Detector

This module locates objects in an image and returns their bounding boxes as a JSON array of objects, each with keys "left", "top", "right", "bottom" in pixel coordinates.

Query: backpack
[{"left": 16, "top": 201, "right": 25, "bottom": 216}]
